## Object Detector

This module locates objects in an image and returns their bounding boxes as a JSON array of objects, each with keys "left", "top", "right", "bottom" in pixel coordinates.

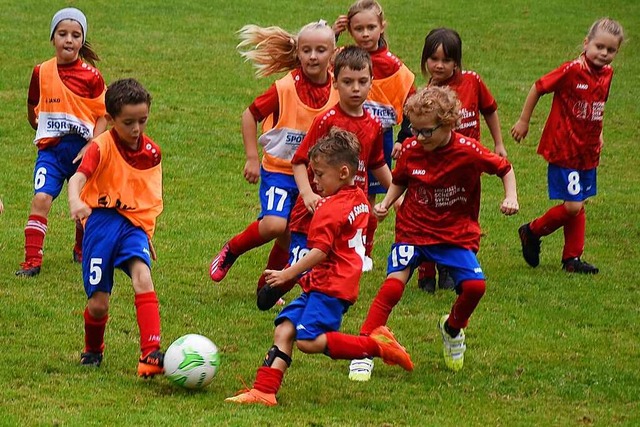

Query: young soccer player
[
  {"left": 68, "top": 78, "right": 164, "bottom": 378},
  {"left": 256, "top": 45, "right": 391, "bottom": 310},
  {"left": 225, "top": 129, "right": 412, "bottom": 406},
  {"left": 17, "top": 7, "right": 106, "bottom": 277},
  {"left": 209, "top": 21, "right": 340, "bottom": 291},
  {"left": 416, "top": 27, "right": 508, "bottom": 293},
  {"left": 349, "top": 85, "right": 519, "bottom": 381},
  {"left": 511, "top": 18, "right": 624, "bottom": 274},
  {"left": 333, "top": 0, "right": 415, "bottom": 270}
]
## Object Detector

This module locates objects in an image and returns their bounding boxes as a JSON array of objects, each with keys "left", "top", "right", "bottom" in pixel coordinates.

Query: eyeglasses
[{"left": 409, "top": 123, "right": 442, "bottom": 139}]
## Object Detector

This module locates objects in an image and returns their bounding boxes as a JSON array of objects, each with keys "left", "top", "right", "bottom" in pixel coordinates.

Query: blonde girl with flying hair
[{"left": 210, "top": 21, "right": 340, "bottom": 300}]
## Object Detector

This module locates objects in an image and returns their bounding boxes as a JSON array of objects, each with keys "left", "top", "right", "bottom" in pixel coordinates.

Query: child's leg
[
  {"left": 18, "top": 194, "right": 52, "bottom": 275},
  {"left": 446, "top": 279, "right": 486, "bottom": 332},
  {"left": 73, "top": 220, "right": 84, "bottom": 262},
  {"left": 359, "top": 271, "right": 410, "bottom": 336},
  {"left": 84, "top": 291, "right": 110, "bottom": 356},
  {"left": 529, "top": 203, "right": 575, "bottom": 237},
  {"left": 256, "top": 232, "right": 290, "bottom": 293},
  {"left": 130, "top": 259, "right": 161, "bottom": 357},
  {"left": 561, "top": 202, "right": 585, "bottom": 259}
]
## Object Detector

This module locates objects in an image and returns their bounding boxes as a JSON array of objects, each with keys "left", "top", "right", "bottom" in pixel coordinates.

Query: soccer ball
[{"left": 164, "top": 334, "right": 220, "bottom": 389}]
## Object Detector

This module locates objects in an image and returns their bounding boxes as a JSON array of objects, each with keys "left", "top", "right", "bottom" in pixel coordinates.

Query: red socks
[
  {"left": 253, "top": 366, "right": 284, "bottom": 395},
  {"left": 228, "top": 220, "right": 269, "bottom": 256},
  {"left": 563, "top": 208, "right": 585, "bottom": 259},
  {"left": 256, "top": 241, "right": 290, "bottom": 292},
  {"left": 24, "top": 214, "right": 47, "bottom": 265},
  {"left": 325, "top": 331, "right": 380, "bottom": 359},
  {"left": 134, "top": 292, "right": 161, "bottom": 357},
  {"left": 74, "top": 220, "right": 84, "bottom": 257},
  {"left": 530, "top": 204, "right": 573, "bottom": 237},
  {"left": 360, "top": 277, "right": 405, "bottom": 335},
  {"left": 84, "top": 307, "right": 107, "bottom": 354},
  {"left": 448, "top": 279, "right": 486, "bottom": 330}
]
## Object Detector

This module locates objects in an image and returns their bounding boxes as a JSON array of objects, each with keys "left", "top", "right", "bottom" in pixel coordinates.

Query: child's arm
[
  {"left": 264, "top": 248, "right": 327, "bottom": 286},
  {"left": 511, "top": 84, "right": 542, "bottom": 142},
  {"left": 371, "top": 165, "right": 392, "bottom": 191},
  {"left": 293, "top": 163, "right": 321, "bottom": 213},
  {"left": 332, "top": 15, "right": 348, "bottom": 39},
  {"left": 241, "top": 108, "right": 261, "bottom": 184},
  {"left": 499, "top": 168, "right": 519, "bottom": 215},
  {"left": 373, "top": 183, "right": 406, "bottom": 220},
  {"left": 27, "top": 103, "right": 38, "bottom": 130},
  {"left": 483, "top": 110, "right": 507, "bottom": 157},
  {"left": 0, "top": 198, "right": 4, "bottom": 214},
  {"left": 68, "top": 172, "right": 92, "bottom": 221},
  {"left": 73, "top": 116, "right": 108, "bottom": 164}
]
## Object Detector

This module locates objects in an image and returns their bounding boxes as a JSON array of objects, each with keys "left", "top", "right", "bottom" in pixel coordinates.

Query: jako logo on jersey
[
  {"left": 576, "top": 83, "right": 589, "bottom": 90},
  {"left": 285, "top": 132, "right": 304, "bottom": 144},
  {"left": 412, "top": 169, "right": 426, "bottom": 175}
]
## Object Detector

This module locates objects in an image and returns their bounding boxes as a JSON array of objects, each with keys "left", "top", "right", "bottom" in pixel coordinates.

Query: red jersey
[
  {"left": 370, "top": 45, "right": 402, "bottom": 79},
  {"left": 299, "top": 185, "right": 370, "bottom": 304},
  {"left": 78, "top": 129, "right": 161, "bottom": 178},
  {"left": 393, "top": 132, "right": 512, "bottom": 251},
  {"left": 28, "top": 58, "right": 105, "bottom": 105},
  {"left": 431, "top": 70, "right": 497, "bottom": 141},
  {"left": 535, "top": 55, "right": 613, "bottom": 170},
  {"left": 248, "top": 68, "right": 333, "bottom": 123},
  {"left": 289, "top": 104, "right": 385, "bottom": 233}
]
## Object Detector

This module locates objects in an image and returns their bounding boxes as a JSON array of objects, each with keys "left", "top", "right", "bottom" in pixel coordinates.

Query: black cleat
[
  {"left": 80, "top": 352, "right": 103, "bottom": 367},
  {"left": 15, "top": 262, "right": 41, "bottom": 277},
  {"left": 418, "top": 277, "right": 436, "bottom": 293},
  {"left": 257, "top": 284, "right": 288, "bottom": 311},
  {"left": 562, "top": 257, "right": 599, "bottom": 274},
  {"left": 437, "top": 265, "right": 455, "bottom": 290},
  {"left": 518, "top": 223, "right": 541, "bottom": 267}
]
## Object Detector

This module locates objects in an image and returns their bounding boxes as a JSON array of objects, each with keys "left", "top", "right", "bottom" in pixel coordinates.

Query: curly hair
[
  {"left": 309, "top": 127, "right": 361, "bottom": 175},
  {"left": 404, "top": 86, "right": 460, "bottom": 128}
]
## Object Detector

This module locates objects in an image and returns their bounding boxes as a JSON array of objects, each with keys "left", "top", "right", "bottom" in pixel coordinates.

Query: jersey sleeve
[
  {"left": 535, "top": 61, "right": 573, "bottom": 95},
  {"left": 307, "top": 198, "right": 340, "bottom": 254},
  {"left": 77, "top": 142, "right": 101, "bottom": 178},
  {"left": 472, "top": 142, "right": 512, "bottom": 177},
  {"left": 27, "top": 65, "right": 40, "bottom": 106},
  {"left": 476, "top": 76, "right": 498, "bottom": 115},
  {"left": 248, "top": 83, "right": 279, "bottom": 122}
]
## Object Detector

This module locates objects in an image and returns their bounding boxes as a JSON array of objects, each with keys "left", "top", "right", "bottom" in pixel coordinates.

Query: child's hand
[
  {"left": 494, "top": 142, "right": 508, "bottom": 158},
  {"left": 500, "top": 197, "right": 519, "bottom": 216},
  {"left": 70, "top": 200, "right": 92, "bottom": 221},
  {"left": 264, "top": 268, "right": 291, "bottom": 287},
  {"left": 391, "top": 142, "right": 403, "bottom": 159},
  {"left": 332, "top": 15, "right": 348, "bottom": 36},
  {"left": 373, "top": 202, "right": 390, "bottom": 221},
  {"left": 72, "top": 143, "right": 91, "bottom": 164},
  {"left": 302, "top": 192, "right": 322, "bottom": 213},
  {"left": 243, "top": 158, "right": 260, "bottom": 184},
  {"left": 510, "top": 120, "right": 529, "bottom": 143}
]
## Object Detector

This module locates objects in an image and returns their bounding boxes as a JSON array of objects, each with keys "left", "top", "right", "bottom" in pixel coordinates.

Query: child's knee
[
  {"left": 259, "top": 217, "right": 287, "bottom": 239},
  {"left": 88, "top": 294, "right": 109, "bottom": 318},
  {"left": 461, "top": 279, "right": 486, "bottom": 299},
  {"left": 130, "top": 261, "right": 154, "bottom": 293},
  {"left": 563, "top": 202, "right": 584, "bottom": 216},
  {"left": 296, "top": 339, "right": 321, "bottom": 354}
]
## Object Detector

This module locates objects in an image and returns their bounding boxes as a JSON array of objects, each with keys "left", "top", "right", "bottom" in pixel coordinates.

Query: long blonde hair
[{"left": 237, "top": 21, "right": 334, "bottom": 78}]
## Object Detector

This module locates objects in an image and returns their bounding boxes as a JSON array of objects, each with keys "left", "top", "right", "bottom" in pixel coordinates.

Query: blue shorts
[
  {"left": 548, "top": 164, "right": 597, "bottom": 202},
  {"left": 33, "top": 135, "right": 86, "bottom": 198},
  {"left": 258, "top": 167, "right": 299, "bottom": 219},
  {"left": 288, "top": 232, "right": 309, "bottom": 266},
  {"left": 368, "top": 127, "right": 394, "bottom": 195},
  {"left": 82, "top": 209, "right": 151, "bottom": 298},
  {"left": 275, "top": 291, "right": 350, "bottom": 340},
  {"left": 386, "top": 243, "right": 485, "bottom": 286}
]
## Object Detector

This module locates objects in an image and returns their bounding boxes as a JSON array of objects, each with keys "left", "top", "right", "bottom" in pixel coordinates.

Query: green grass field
[{"left": 1, "top": 1, "right": 639, "bottom": 425}]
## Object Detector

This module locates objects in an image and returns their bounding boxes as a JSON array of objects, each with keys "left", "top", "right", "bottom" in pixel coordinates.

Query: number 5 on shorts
[{"left": 89, "top": 258, "right": 103, "bottom": 285}]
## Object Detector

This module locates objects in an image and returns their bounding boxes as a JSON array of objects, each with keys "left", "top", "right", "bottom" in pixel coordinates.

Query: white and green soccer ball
[{"left": 164, "top": 334, "right": 220, "bottom": 389}]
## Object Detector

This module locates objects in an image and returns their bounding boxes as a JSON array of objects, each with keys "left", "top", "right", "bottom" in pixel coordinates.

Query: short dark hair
[
  {"left": 308, "top": 127, "right": 360, "bottom": 175},
  {"left": 421, "top": 28, "right": 462, "bottom": 77},
  {"left": 105, "top": 78, "right": 152, "bottom": 117},
  {"left": 334, "top": 45, "right": 372, "bottom": 79}
]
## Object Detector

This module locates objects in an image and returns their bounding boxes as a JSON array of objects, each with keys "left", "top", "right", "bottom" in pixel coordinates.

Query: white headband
[{"left": 50, "top": 8, "right": 87, "bottom": 44}]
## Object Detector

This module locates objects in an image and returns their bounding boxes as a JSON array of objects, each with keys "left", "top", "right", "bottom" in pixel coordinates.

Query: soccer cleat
[
  {"left": 225, "top": 388, "right": 277, "bottom": 406},
  {"left": 348, "top": 358, "right": 374, "bottom": 381},
  {"left": 418, "top": 276, "right": 436, "bottom": 293},
  {"left": 562, "top": 257, "right": 599, "bottom": 274},
  {"left": 257, "top": 284, "right": 288, "bottom": 311},
  {"left": 362, "top": 256, "right": 373, "bottom": 272},
  {"left": 518, "top": 223, "right": 541, "bottom": 267},
  {"left": 209, "top": 242, "right": 238, "bottom": 282},
  {"left": 437, "top": 265, "right": 455, "bottom": 290},
  {"left": 73, "top": 249, "right": 82, "bottom": 263},
  {"left": 370, "top": 326, "right": 414, "bottom": 371},
  {"left": 137, "top": 349, "right": 164, "bottom": 378},
  {"left": 437, "top": 314, "right": 466, "bottom": 372},
  {"left": 80, "top": 352, "right": 103, "bottom": 367},
  {"left": 15, "top": 261, "right": 41, "bottom": 277}
]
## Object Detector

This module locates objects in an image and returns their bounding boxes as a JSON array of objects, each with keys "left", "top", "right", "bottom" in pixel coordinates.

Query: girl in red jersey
[
  {"left": 416, "top": 27, "right": 508, "bottom": 293},
  {"left": 349, "top": 86, "right": 519, "bottom": 381},
  {"left": 16, "top": 8, "right": 107, "bottom": 277},
  {"left": 511, "top": 18, "right": 624, "bottom": 274},
  {"left": 209, "top": 21, "right": 340, "bottom": 292},
  {"left": 333, "top": 0, "right": 415, "bottom": 271},
  {"left": 225, "top": 129, "right": 412, "bottom": 407}
]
